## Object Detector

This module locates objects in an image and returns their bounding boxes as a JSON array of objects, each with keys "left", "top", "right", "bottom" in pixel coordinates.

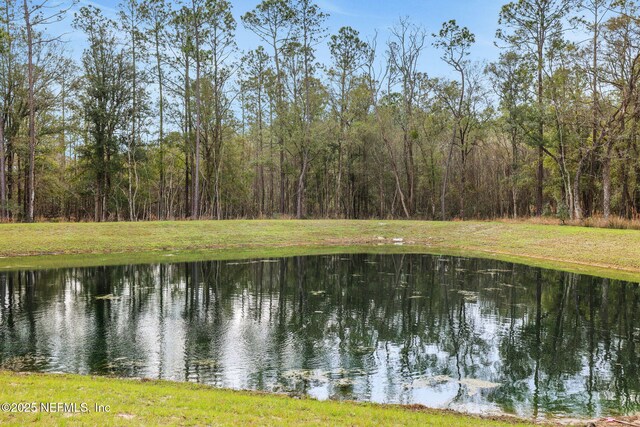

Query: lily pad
[{"left": 96, "top": 294, "right": 120, "bottom": 300}]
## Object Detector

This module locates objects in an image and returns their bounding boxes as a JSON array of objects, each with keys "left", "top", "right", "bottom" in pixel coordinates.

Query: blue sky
[{"left": 54, "top": 0, "right": 507, "bottom": 78}]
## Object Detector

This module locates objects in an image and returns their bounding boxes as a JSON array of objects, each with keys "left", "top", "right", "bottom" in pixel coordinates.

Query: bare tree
[
  {"left": 387, "top": 18, "right": 426, "bottom": 216},
  {"left": 367, "top": 33, "right": 410, "bottom": 218}
]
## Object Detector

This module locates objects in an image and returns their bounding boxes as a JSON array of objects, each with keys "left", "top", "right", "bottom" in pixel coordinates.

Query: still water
[{"left": 0, "top": 254, "right": 639, "bottom": 418}]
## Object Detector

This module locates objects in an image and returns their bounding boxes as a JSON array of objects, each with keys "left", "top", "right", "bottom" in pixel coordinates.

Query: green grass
[
  {"left": 1, "top": 219, "right": 639, "bottom": 281},
  {"left": 0, "top": 371, "right": 535, "bottom": 426},
  {"left": 2, "top": 220, "right": 629, "bottom": 426}
]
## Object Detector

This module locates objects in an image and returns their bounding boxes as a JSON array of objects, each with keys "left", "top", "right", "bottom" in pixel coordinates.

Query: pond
[{"left": 0, "top": 253, "right": 639, "bottom": 419}]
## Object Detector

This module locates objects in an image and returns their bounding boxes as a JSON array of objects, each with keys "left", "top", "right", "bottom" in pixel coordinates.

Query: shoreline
[
  {"left": 0, "top": 371, "right": 542, "bottom": 426},
  {"left": 2, "top": 371, "right": 636, "bottom": 426},
  {"left": 0, "top": 220, "right": 638, "bottom": 282}
]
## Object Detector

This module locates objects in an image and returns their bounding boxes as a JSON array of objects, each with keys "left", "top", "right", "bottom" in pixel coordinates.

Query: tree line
[{"left": 1, "top": 0, "right": 640, "bottom": 222}]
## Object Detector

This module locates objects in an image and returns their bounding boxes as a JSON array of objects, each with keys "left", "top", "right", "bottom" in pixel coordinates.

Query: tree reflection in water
[{"left": 0, "top": 254, "right": 639, "bottom": 418}]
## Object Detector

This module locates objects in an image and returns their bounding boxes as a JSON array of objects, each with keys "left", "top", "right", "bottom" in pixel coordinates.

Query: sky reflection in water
[{"left": 0, "top": 254, "right": 639, "bottom": 418}]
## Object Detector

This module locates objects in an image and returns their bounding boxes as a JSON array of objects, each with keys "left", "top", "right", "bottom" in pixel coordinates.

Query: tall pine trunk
[
  {"left": 602, "top": 147, "right": 611, "bottom": 219},
  {"left": 155, "top": 27, "right": 165, "bottom": 220},
  {"left": 0, "top": 114, "right": 6, "bottom": 220},
  {"left": 536, "top": 42, "right": 544, "bottom": 216},
  {"left": 23, "top": 0, "right": 35, "bottom": 222},
  {"left": 192, "top": 6, "right": 201, "bottom": 220}
]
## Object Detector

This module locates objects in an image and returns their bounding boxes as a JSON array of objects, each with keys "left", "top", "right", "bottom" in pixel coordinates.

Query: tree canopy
[{"left": 1, "top": 0, "right": 640, "bottom": 221}]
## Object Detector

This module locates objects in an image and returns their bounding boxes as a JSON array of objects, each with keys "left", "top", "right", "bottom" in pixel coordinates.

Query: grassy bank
[
  {"left": 0, "top": 220, "right": 639, "bottom": 281},
  {"left": 1, "top": 221, "right": 633, "bottom": 426},
  {"left": 0, "top": 371, "right": 535, "bottom": 426}
]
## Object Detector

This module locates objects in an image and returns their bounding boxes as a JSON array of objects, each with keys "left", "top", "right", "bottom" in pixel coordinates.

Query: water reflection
[{"left": 0, "top": 254, "right": 639, "bottom": 418}]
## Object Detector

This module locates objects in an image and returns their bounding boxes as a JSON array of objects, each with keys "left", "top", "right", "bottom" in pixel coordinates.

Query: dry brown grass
[{"left": 498, "top": 215, "right": 640, "bottom": 230}]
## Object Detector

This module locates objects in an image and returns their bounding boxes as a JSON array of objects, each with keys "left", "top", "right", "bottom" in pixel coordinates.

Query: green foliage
[
  {"left": 557, "top": 202, "right": 570, "bottom": 224},
  {"left": 433, "top": 19, "right": 475, "bottom": 68},
  {"left": 2, "top": 0, "right": 640, "bottom": 222}
]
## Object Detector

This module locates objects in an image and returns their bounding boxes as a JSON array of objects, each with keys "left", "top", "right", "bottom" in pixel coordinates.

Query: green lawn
[
  {"left": 0, "top": 219, "right": 639, "bottom": 281},
  {"left": 0, "top": 372, "right": 535, "bottom": 426},
  {"left": 0, "top": 219, "right": 637, "bottom": 426}
]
